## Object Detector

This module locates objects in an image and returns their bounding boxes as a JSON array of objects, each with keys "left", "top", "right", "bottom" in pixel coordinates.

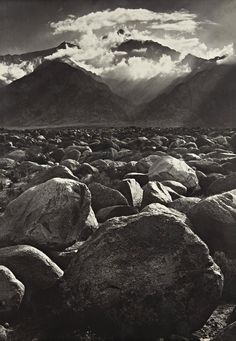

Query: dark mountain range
[
  {"left": 0, "top": 60, "right": 132, "bottom": 128},
  {"left": 114, "top": 39, "right": 180, "bottom": 62},
  {"left": 0, "top": 42, "right": 78, "bottom": 64},
  {"left": 138, "top": 63, "right": 236, "bottom": 127}
]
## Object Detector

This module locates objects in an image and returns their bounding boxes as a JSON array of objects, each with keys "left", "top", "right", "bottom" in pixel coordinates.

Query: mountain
[
  {"left": 113, "top": 39, "right": 180, "bottom": 62},
  {"left": 0, "top": 60, "right": 133, "bottom": 128},
  {"left": 104, "top": 38, "right": 222, "bottom": 104},
  {"left": 138, "top": 63, "right": 236, "bottom": 127},
  {"left": 0, "top": 42, "right": 78, "bottom": 64}
]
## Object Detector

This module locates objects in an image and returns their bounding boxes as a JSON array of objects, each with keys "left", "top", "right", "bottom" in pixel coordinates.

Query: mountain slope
[
  {"left": 0, "top": 60, "right": 133, "bottom": 127},
  {"left": 139, "top": 63, "right": 236, "bottom": 127},
  {"left": 0, "top": 42, "right": 78, "bottom": 64}
]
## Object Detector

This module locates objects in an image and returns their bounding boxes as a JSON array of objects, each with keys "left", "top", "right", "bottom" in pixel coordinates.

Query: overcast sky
[{"left": 0, "top": 0, "right": 235, "bottom": 55}]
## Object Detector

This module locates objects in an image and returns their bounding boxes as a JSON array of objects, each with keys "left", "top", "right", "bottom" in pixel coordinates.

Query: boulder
[
  {"left": 0, "top": 178, "right": 97, "bottom": 249},
  {"left": 141, "top": 202, "right": 188, "bottom": 223},
  {"left": 88, "top": 182, "right": 128, "bottom": 213},
  {"left": 25, "top": 165, "right": 78, "bottom": 189},
  {"left": 207, "top": 173, "right": 236, "bottom": 195},
  {"left": 64, "top": 212, "right": 223, "bottom": 339},
  {"left": 118, "top": 179, "right": 143, "bottom": 208},
  {"left": 0, "top": 266, "right": 25, "bottom": 314},
  {"left": 96, "top": 205, "right": 138, "bottom": 223},
  {"left": 168, "top": 197, "right": 201, "bottom": 215},
  {"left": 161, "top": 180, "right": 187, "bottom": 196},
  {"left": 148, "top": 156, "right": 198, "bottom": 189},
  {"left": 0, "top": 245, "right": 63, "bottom": 290},
  {"left": 0, "top": 158, "right": 16, "bottom": 170},
  {"left": 231, "top": 133, "right": 236, "bottom": 153},
  {"left": 7, "top": 149, "right": 26, "bottom": 162},
  {"left": 60, "top": 159, "right": 80, "bottom": 173},
  {"left": 188, "top": 190, "right": 236, "bottom": 258},
  {"left": 124, "top": 173, "right": 149, "bottom": 187},
  {"left": 142, "top": 181, "right": 172, "bottom": 207}
]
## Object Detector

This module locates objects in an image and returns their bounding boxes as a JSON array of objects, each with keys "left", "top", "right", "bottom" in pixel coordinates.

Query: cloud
[
  {"left": 101, "top": 55, "right": 190, "bottom": 81},
  {"left": 0, "top": 61, "right": 35, "bottom": 84},
  {"left": 50, "top": 8, "right": 198, "bottom": 35}
]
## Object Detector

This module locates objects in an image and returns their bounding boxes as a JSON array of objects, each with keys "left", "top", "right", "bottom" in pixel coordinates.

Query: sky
[
  {"left": 0, "top": 0, "right": 236, "bottom": 55},
  {"left": 0, "top": 0, "right": 236, "bottom": 89}
]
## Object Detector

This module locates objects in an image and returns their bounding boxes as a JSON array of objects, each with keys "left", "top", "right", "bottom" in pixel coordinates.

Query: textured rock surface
[
  {"left": 0, "top": 266, "right": 25, "bottom": 314},
  {"left": 188, "top": 190, "right": 236, "bottom": 258},
  {"left": 0, "top": 178, "right": 97, "bottom": 249},
  {"left": 64, "top": 212, "right": 223, "bottom": 339},
  {"left": 88, "top": 182, "right": 128, "bottom": 213},
  {"left": 0, "top": 245, "right": 63, "bottom": 290},
  {"left": 148, "top": 156, "right": 198, "bottom": 189}
]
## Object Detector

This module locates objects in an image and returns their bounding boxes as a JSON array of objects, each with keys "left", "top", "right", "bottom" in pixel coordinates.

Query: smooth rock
[
  {"left": 0, "top": 245, "right": 63, "bottom": 290},
  {"left": 148, "top": 156, "right": 198, "bottom": 189}
]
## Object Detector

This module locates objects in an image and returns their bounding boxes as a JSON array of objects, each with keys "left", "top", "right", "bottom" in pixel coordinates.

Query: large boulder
[
  {"left": 118, "top": 179, "right": 143, "bottom": 208},
  {"left": 0, "top": 178, "right": 97, "bottom": 250},
  {"left": 0, "top": 266, "right": 25, "bottom": 315},
  {"left": 207, "top": 173, "right": 236, "bottom": 195},
  {"left": 188, "top": 190, "right": 236, "bottom": 258},
  {"left": 0, "top": 245, "right": 63, "bottom": 290},
  {"left": 141, "top": 181, "right": 172, "bottom": 207},
  {"left": 64, "top": 212, "right": 223, "bottom": 339},
  {"left": 148, "top": 156, "right": 198, "bottom": 189},
  {"left": 24, "top": 165, "right": 78, "bottom": 189},
  {"left": 88, "top": 182, "right": 128, "bottom": 213}
]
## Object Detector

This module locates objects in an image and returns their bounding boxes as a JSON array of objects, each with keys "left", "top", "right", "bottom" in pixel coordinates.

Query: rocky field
[{"left": 0, "top": 126, "right": 236, "bottom": 340}]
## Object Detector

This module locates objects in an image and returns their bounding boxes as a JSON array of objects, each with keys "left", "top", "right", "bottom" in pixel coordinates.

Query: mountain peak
[{"left": 57, "top": 41, "right": 78, "bottom": 49}]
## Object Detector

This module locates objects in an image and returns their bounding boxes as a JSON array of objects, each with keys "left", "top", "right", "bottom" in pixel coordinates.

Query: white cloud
[
  {"left": 50, "top": 8, "right": 198, "bottom": 35},
  {"left": 0, "top": 61, "right": 35, "bottom": 85}
]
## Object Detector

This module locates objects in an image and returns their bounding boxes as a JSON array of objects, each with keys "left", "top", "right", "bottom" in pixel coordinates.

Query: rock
[
  {"left": 64, "top": 212, "right": 223, "bottom": 339},
  {"left": 7, "top": 149, "right": 26, "bottom": 162},
  {"left": 50, "top": 148, "right": 65, "bottom": 163},
  {"left": 0, "top": 266, "right": 25, "bottom": 314},
  {"left": 118, "top": 179, "right": 143, "bottom": 208},
  {"left": 141, "top": 202, "right": 188, "bottom": 223},
  {"left": 62, "top": 149, "right": 81, "bottom": 162},
  {"left": 0, "top": 178, "right": 97, "bottom": 249},
  {"left": 231, "top": 133, "right": 236, "bottom": 153},
  {"left": 187, "top": 160, "right": 224, "bottom": 175},
  {"left": 136, "top": 155, "right": 161, "bottom": 173},
  {"left": 142, "top": 181, "right": 172, "bottom": 207},
  {"left": 161, "top": 180, "right": 187, "bottom": 196},
  {"left": 0, "top": 158, "right": 16, "bottom": 170},
  {"left": 199, "top": 173, "right": 225, "bottom": 194},
  {"left": 188, "top": 190, "right": 236, "bottom": 258},
  {"left": 25, "top": 165, "right": 79, "bottom": 189},
  {"left": 168, "top": 197, "right": 201, "bottom": 215},
  {"left": 60, "top": 159, "right": 80, "bottom": 173},
  {"left": 0, "top": 326, "right": 7, "bottom": 341},
  {"left": 207, "top": 173, "right": 236, "bottom": 195},
  {"left": 76, "top": 163, "right": 98, "bottom": 177},
  {"left": 212, "top": 322, "right": 236, "bottom": 341},
  {"left": 148, "top": 156, "right": 198, "bottom": 189},
  {"left": 0, "top": 245, "right": 63, "bottom": 290},
  {"left": 88, "top": 182, "right": 128, "bottom": 213},
  {"left": 214, "top": 251, "right": 236, "bottom": 301},
  {"left": 96, "top": 205, "right": 138, "bottom": 223},
  {"left": 124, "top": 172, "right": 149, "bottom": 187}
]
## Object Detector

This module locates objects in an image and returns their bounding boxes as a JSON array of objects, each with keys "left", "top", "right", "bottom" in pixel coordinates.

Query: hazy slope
[{"left": 0, "top": 60, "right": 133, "bottom": 127}]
